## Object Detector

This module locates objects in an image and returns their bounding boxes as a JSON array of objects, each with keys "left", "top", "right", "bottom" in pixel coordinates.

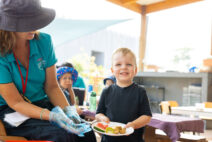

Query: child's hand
[
  {"left": 125, "top": 122, "right": 135, "bottom": 129},
  {"left": 67, "top": 82, "right": 73, "bottom": 91},
  {"left": 76, "top": 105, "right": 83, "bottom": 115},
  {"left": 101, "top": 115, "right": 110, "bottom": 123},
  {"left": 96, "top": 114, "right": 110, "bottom": 123}
]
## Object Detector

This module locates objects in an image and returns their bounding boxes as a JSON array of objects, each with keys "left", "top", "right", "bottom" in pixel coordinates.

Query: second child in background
[
  {"left": 61, "top": 62, "right": 86, "bottom": 89},
  {"left": 57, "top": 66, "right": 83, "bottom": 115},
  {"left": 60, "top": 62, "right": 86, "bottom": 105},
  {"left": 96, "top": 47, "right": 152, "bottom": 142},
  {"left": 103, "top": 75, "right": 116, "bottom": 87},
  {"left": 59, "top": 62, "right": 96, "bottom": 121}
]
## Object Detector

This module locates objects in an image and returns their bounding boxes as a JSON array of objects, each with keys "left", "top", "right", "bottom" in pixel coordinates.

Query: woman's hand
[
  {"left": 49, "top": 106, "right": 91, "bottom": 136},
  {"left": 63, "top": 105, "right": 85, "bottom": 124}
]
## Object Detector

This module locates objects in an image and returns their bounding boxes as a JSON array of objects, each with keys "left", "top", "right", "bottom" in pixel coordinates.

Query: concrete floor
[
  {"left": 95, "top": 129, "right": 212, "bottom": 142},
  {"left": 202, "top": 129, "right": 212, "bottom": 142}
]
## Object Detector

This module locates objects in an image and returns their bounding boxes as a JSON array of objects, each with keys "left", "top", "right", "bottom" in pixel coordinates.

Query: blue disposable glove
[
  {"left": 63, "top": 105, "right": 86, "bottom": 124},
  {"left": 49, "top": 106, "right": 91, "bottom": 136}
]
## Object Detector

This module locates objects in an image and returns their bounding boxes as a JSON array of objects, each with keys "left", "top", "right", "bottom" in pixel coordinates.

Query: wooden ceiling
[{"left": 107, "top": 0, "right": 203, "bottom": 14}]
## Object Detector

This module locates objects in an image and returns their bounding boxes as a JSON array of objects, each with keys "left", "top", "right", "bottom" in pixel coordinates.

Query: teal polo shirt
[
  {"left": 73, "top": 76, "right": 86, "bottom": 89},
  {"left": 0, "top": 33, "right": 57, "bottom": 106}
]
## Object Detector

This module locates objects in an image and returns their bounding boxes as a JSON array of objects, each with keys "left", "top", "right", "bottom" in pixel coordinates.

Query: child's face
[
  {"left": 59, "top": 73, "right": 73, "bottom": 89},
  {"left": 111, "top": 52, "right": 137, "bottom": 86}
]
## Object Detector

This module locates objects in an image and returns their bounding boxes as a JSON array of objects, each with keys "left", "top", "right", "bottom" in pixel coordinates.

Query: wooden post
[
  {"left": 138, "top": 6, "right": 147, "bottom": 72},
  {"left": 211, "top": 18, "right": 212, "bottom": 55}
]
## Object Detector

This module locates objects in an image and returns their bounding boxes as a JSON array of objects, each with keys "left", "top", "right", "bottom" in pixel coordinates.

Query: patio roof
[
  {"left": 107, "top": 0, "right": 204, "bottom": 71},
  {"left": 40, "top": 18, "right": 129, "bottom": 47},
  {"left": 107, "top": 0, "right": 203, "bottom": 14}
]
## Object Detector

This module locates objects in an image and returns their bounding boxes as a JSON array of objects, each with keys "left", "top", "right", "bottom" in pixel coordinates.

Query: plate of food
[{"left": 92, "top": 121, "right": 134, "bottom": 136}]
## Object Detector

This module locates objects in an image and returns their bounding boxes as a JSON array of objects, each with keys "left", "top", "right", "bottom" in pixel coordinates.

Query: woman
[{"left": 0, "top": 0, "right": 96, "bottom": 141}]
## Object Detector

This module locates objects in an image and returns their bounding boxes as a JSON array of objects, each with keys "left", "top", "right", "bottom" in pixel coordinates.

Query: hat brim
[
  {"left": 57, "top": 67, "right": 78, "bottom": 83},
  {"left": 0, "top": 7, "right": 55, "bottom": 32}
]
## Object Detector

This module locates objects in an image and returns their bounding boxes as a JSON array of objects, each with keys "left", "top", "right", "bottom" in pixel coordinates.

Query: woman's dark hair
[{"left": 60, "top": 62, "right": 74, "bottom": 68}]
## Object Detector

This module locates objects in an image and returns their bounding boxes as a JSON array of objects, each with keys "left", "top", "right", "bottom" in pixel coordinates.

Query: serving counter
[{"left": 134, "top": 72, "right": 212, "bottom": 105}]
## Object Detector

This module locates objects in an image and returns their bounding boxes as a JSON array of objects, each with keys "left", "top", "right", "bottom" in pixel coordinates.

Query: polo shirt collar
[
  {"left": 6, "top": 53, "right": 15, "bottom": 62},
  {"left": 30, "top": 39, "right": 39, "bottom": 57},
  {"left": 6, "top": 39, "right": 38, "bottom": 62}
]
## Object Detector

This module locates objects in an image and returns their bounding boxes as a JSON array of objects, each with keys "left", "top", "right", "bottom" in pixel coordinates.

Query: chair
[
  {"left": 73, "top": 87, "right": 85, "bottom": 106},
  {"left": 159, "top": 101, "right": 179, "bottom": 115},
  {"left": 0, "top": 120, "right": 27, "bottom": 141},
  {"left": 200, "top": 102, "right": 212, "bottom": 128},
  {"left": 168, "top": 101, "right": 179, "bottom": 107},
  {"left": 204, "top": 102, "right": 212, "bottom": 108},
  {"left": 159, "top": 101, "right": 171, "bottom": 114}
]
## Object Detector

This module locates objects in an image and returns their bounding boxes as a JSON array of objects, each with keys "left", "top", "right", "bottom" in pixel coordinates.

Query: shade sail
[{"left": 40, "top": 18, "right": 129, "bottom": 47}]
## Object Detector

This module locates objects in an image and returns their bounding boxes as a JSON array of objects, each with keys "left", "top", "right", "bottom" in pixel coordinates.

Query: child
[
  {"left": 96, "top": 48, "right": 152, "bottom": 142},
  {"left": 57, "top": 66, "right": 83, "bottom": 115},
  {"left": 103, "top": 75, "right": 116, "bottom": 87},
  {"left": 58, "top": 63, "right": 96, "bottom": 121},
  {"left": 60, "top": 62, "right": 86, "bottom": 89}
]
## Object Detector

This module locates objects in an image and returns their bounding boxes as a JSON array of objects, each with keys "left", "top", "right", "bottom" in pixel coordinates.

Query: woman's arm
[
  {"left": 0, "top": 83, "right": 50, "bottom": 120},
  {"left": 44, "top": 65, "right": 70, "bottom": 109}
]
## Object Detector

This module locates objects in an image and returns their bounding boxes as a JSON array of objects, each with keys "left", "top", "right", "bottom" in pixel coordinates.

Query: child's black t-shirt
[{"left": 96, "top": 82, "right": 152, "bottom": 142}]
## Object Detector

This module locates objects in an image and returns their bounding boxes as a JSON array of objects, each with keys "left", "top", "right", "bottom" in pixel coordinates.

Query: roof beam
[
  {"left": 107, "top": 0, "right": 203, "bottom": 14},
  {"left": 121, "top": 0, "right": 137, "bottom": 5},
  {"left": 146, "top": 0, "right": 203, "bottom": 13},
  {"left": 107, "top": 0, "right": 142, "bottom": 13}
]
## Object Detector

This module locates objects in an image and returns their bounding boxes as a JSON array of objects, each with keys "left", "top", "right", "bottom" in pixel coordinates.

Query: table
[
  {"left": 171, "top": 106, "right": 212, "bottom": 118},
  {"left": 79, "top": 106, "right": 96, "bottom": 121},
  {"left": 147, "top": 113, "right": 204, "bottom": 142}
]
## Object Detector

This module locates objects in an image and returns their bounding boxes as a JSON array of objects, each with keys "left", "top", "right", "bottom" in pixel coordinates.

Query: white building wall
[{"left": 55, "top": 29, "right": 139, "bottom": 70}]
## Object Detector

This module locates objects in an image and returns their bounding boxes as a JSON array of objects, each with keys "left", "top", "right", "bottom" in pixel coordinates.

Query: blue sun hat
[
  {"left": 57, "top": 67, "right": 78, "bottom": 83},
  {"left": 103, "top": 75, "right": 116, "bottom": 85}
]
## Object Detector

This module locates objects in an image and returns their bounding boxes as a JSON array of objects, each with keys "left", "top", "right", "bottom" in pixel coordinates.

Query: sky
[
  {"left": 41, "top": 0, "right": 139, "bottom": 19},
  {"left": 41, "top": 0, "right": 212, "bottom": 72},
  {"left": 41, "top": 0, "right": 141, "bottom": 37}
]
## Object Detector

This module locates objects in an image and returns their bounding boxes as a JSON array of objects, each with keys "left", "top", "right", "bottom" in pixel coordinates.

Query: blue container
[{"left": 88, "top": 85, "right": 93, "bottom": 92}]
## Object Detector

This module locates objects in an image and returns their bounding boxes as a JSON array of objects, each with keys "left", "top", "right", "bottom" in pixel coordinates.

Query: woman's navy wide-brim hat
[{"left": 0, "top": 0, "right": 55, "bottom": 32}]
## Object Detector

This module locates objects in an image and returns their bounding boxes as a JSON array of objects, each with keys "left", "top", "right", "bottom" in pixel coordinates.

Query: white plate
[{"left": 92, "top": 121, "right": 134, "bottom": 136}]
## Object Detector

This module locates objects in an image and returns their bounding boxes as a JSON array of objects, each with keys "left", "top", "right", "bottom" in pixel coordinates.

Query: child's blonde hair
[{"left": 112, "top": 47, "right": 137, "bottom": 66}]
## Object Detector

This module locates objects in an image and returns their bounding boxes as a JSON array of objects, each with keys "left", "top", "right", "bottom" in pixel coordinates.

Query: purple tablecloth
[
  {"left": 148, "top": 113, "right": 204, "bottom": 142},
  {"left": 82, "top": 110, "right": 96, "bottom": 117}
]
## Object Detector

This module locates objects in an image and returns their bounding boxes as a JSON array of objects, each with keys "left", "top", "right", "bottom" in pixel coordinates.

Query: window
[{"left": 91, "top": 51, "right": 104, "bottom": 66}]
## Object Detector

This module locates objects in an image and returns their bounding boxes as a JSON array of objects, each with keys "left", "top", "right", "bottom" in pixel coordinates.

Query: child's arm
[
  {"left": 95, "top": 113, "right": 110, "bottom": 123},
  {"left": 68, "top": 86, "right": 76, "bottom": 105},
  {"left": 125, "top": 115, "right": 151, "bottom": 129}
]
